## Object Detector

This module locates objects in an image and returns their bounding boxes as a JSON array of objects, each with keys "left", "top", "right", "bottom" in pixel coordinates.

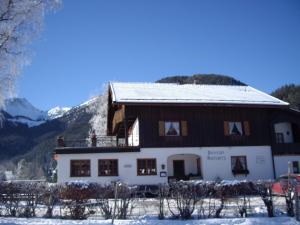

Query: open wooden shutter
[
  {"left": 159, "top": 121, "right": 165, "bottom": 136},
  {"left": 224, "top": 121, "right": 230, "bottom": 136},
  {"left": 243, "top": 121, "right": 250, "bottom": 136},
  {"left": 181, "top": 121, "right": 188, "bottom": 136}
]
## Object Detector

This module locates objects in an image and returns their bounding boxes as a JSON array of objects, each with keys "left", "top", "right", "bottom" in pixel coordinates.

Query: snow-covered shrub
[
  {"left": 59, "top": 181, "right": 95, "bottom": 220},
  {"left": 18, "top": 182, "right": 44, "bottom": 218},
  {"left": 157, "top": 183, "right": 169, "bottom": 220},
  {"left": 41, "top": 183, "right": 61, "bottom": 218},
  {"left": 91, "top": 183, "right": 114, "bottom": 219},
  {"left": 214, "top": 180, "right": 256, "bottom": 218},
  {"left": 114, "top": 183, "right": 137, "bottom": 219},
  {"left": 279, "top": 178, "right": 296, "bottom": 217},
  {"left": 0, "top": 182, "right": 22, "bottom": 217},
  {"left": 255, "top": 180, "right": 274, "bottom": 217},
  {"left": 167, "top": 181, "right": 202, "bottom": 220}
]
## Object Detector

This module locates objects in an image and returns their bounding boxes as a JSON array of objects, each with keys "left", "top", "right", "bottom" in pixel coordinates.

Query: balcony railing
[{"left": 56, "top": 135, "right": 126, "bottom": 148}]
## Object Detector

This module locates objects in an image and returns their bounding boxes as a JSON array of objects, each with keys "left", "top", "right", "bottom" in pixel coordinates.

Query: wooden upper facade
[{"left": 107, "top": 82, "right": 300, "bottom": 155}]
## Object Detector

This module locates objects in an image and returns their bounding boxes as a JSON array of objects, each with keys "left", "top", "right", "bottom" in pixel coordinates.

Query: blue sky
[{"left": 19, "top": 0, "right": 300, "bottom": 110}]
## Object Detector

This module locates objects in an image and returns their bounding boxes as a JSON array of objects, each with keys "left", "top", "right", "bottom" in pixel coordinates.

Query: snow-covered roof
[{"left": 109, "top": 82, "right": 289, "bottom": 107}]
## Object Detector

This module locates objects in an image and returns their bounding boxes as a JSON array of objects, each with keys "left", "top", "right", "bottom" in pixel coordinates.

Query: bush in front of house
[
  {"left": 0, "top": 179, "right": 296, "bottom": 220},
  {"left": 59, "top": 181, "right": 95, "bottom": 220}
]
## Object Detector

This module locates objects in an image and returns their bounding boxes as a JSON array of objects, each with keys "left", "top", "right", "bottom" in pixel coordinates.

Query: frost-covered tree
[
  {"left": 0, "top": 0, "right": 61, "bottom": 108},
  {"left": 88, "top": 93, "right": 108, "bottom": 136}
]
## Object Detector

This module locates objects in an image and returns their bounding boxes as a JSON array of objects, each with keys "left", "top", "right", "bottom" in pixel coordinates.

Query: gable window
[
  {"left": 159, "top": 121, "right": 188, "bottom": 136},
  {"left": 98, "top": 159, "right": 118, "bottom": 176},
  {"left": 293, "top": 161, "right": 299, "bottom": 174},
  {"left": 224, "top": 121, "right": 250, "bottom": 136},
  {"left": 70, "top": 160, "right": 90, "bottom": 177},
  {"left": 137, "top": 159, "right": 157, "bottom": 176},
  {"left": 231, "top": 156, "right": 249, "bottom": 175}
]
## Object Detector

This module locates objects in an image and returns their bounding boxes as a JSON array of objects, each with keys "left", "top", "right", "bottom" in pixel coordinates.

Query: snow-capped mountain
[
  {"left": 48, "top": 106, "right": 71, "bottom": 119},
  {"left": 4, "top": 98, "right": 48, "bottom": 121},
  {"left": 3, "top": 98, "right": 71, "bottom": 127}
]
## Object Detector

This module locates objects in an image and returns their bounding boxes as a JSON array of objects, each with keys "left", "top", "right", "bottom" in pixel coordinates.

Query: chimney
[
  {"left": 91, "top": 131, "right": 97, "bottom": 147},
  {"left": 57, "top": 136, "right": 65, "bottom": 147}
]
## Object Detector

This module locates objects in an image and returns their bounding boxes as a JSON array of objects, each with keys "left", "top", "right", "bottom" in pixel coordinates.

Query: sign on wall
[{"left": 207, "top": 150, "right": 226, "bottom": 161}]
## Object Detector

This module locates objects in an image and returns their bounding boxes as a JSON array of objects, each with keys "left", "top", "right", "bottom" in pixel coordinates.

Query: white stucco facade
[
  {"left": 57, "top": 145, "right": 274, "bottom": 184},
  {"left": 128, "top": 119, "right": 139, "bottom": 146}
]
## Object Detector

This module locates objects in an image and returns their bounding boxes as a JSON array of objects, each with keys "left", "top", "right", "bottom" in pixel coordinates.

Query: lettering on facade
[
  {"left": 124, "top": 164, "right": 132, "bottom": 168},
  {"left": 207, "top": 150, "right": 226, "bottom": 160}
]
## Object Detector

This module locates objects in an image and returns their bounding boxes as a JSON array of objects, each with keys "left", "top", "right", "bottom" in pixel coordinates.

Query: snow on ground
[{"left": 0, "top": 217, "right": 299, "bottom": 225}]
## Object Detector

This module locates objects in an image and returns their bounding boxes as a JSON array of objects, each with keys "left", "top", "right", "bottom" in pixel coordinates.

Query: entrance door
[{"left": 173, "top": 160, "right": 185, "bottom": 179}]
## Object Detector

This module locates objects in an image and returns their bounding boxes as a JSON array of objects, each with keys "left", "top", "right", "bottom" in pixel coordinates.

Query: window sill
[
  {"left": 137, "top": 174, "right": 157, "bottom": 176},
  {"left": 232, "top": 169, "right": 249, "bottom": 176},
  {"left": 98, "top": 175, "right": 119, "bottom": 177}
]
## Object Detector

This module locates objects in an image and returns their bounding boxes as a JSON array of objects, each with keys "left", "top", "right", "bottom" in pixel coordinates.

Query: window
[
  {"left": 165, "top": 121, "right": 180, "bottom": 136},
  {"left": 70, "top": 160, "right": 90, "bottom": 177},
  {"left": 293, "top": 161, "right": 299, "bottom": 174},
  {"left": 137, "top": 159, "right": 157, "bottom": 175},
  {"left": 229, "top": 122, "right": 243, "bottom": 135},
  {"left": 98, "top": 159, "right": 118, "bottom": 176},
  {"left": 224, "top": 121, "right": 250, "bottom": 136},
  {"left": 275, "top": 133, "right": 284, "bottom": 143},
  {"left": 158, "top": 121, "right": 188, "bottom": 136},
  {"left": 231, "top": 156, "right": 249, "bottom": 175}
]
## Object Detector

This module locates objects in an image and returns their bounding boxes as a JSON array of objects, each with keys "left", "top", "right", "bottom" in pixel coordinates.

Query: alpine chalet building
[{"left": 54, "top": 82, "right": 300, "bottom": 184}]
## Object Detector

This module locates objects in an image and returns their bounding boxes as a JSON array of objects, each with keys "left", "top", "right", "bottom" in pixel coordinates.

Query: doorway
[{"left": 173, "top": 160, "right": 185, "bottom": 179}]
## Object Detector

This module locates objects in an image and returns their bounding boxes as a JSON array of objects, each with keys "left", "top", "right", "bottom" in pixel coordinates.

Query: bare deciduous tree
[{"left": 0, "top": 0, "right": 61, "bottom": 109}]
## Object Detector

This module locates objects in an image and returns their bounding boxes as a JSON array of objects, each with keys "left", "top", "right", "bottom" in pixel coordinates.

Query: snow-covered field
[{"left": 0, "top": 217, "right": 299, "bottom": 225}]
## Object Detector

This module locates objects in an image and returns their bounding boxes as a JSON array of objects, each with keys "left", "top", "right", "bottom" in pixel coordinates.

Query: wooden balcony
[{"left": 272, "top": 143, "right": 300, "bottom": 155}]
